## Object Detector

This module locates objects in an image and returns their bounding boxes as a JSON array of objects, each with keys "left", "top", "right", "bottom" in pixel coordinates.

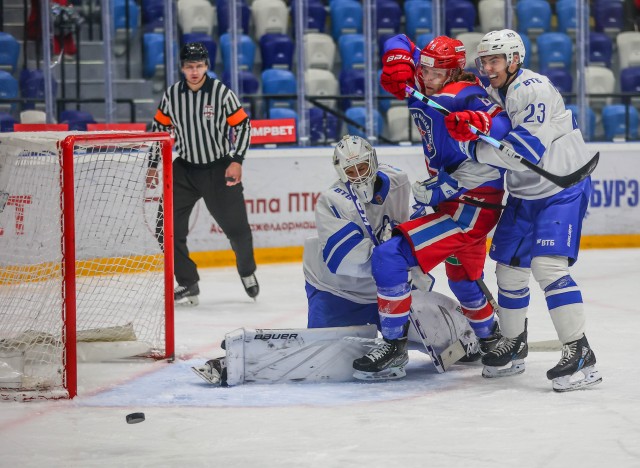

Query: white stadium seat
[
  {"left": 478, "top": 0, "right": 505, "bottom": 33},
  {"left": 178, "top": 0, "right": 216, "bottom": 36},
  {"left": 251, "top": 0, "right": 289, "bottom": 37},
  {"left": 386, "top": 106, "right": 421, "bottom": 143},
  {"left": 304, "top": 33, "right": 336, "bottom": 70},
  {"left": 617, "top": 32, "right": 640, "bottom": 70},
  {"left": 456, "top": 32, "right": 485, "bottom": 69},
  {"left": 305, "top": 68, "right": 339, "bottom": 109}
]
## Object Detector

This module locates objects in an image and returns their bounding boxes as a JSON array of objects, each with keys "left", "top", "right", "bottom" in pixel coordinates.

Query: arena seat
[
  {"left": 220, "top": 33, "right": 256, "bottom": 71},
  {"left": 339, "top": 68, "right": 365, "bottom": 110},
  {"left": 268, "top": 107, "right": 297, "bottom": 122},
  {"left": 291, "top": 0, "right": 327, "bottom": 33},
  {"left": 261, "top": 68, "right": 297, "bottom": 109},
  {"left": 345, "top": 106, "right": 383, "bottom": 138},
  {"left": 589, "top": 32, "right": 613, "bottom": 68},
  {"left": 178, "top": 0, "right": 215, "bottom": 36},
  {"left": 142, "top": 33, "right": 165, "bottom": 79},
  {"left": 216, "top": 0, "right": 251, "bottom": 35},
  {"left": 142, "top": 0, "right": 164, "bottom": 25},
  {"left": 0, "top": 32, "right": 20, "bottom": 73},
  {"left": 182, "top": 33, "right": 217, "bottom": 65},
  {"left": 305, "top": 69, "right": 339, "bottom": 110},
  {"left": 0, "top": 71, "right": 18, "bottom": 113},
  {"left": 601, "top": 104, "right": 639, "bottom": 141},
  {"left": 543, "top": 68, "right": 572, "bottom": 94},
  {"left": 304, "top": 33, "right": 336, "bottom": 70},
  {"left": 617, "top": 32, "right": 640, "bottom": 70},
  {"left": 251, "top": 0, "right": 288, "bottom": 37},
  {"left": 593, "top": 0, "right": 623, "bottom": 38},
  {"left": 416, "top": 33, "right": 435, "bottom": 49},
  {"left": 377, "top": 0, "right": 402, "bottom": 36},
  {"left": 339, "top": 34, "right": 365, "bottom": 70},
  {"left": 387, "top": 106, "right": 420, "bottom": 142},
  {"left": 456, "top": 32, "right": 484, "bottom": 69},
  {"left": 222, "top": 70, "right": 260, "bottom": 94},
  {"left": 585, "top": 66, "right": 615, "bottom": 111},
  {"left": 404, "top": 0, "right": 432, "bottom": 38},
  {"left": 60, "top": 110, "right": 97, "bottom": 131},
  {"left": 0, "top": 112, "right": 15, "bottom": 132},
  {"left": 565, "top": 104, "right": 595, "bottom": 141},
  {"left": 621, "top": 66, "right": 640, "bottom": 102},
  {"left": 555, "top": 0, "right": 576, "bottom": 37},
  {"left": 446, "top": 0, "right": 476, "bottom": 37},
  {"left": 19, "top": 69, "right": 57, "bottom": 111},
  {"left": 478, "top": 0, "right": 505, "bottom": 33},
  {"left": 330, "top": 0, "right": 363, "bottom": 40},
  {"left": 515, "top": 0, "right": 551, "bottom": 40},
  {"left": 309, "top": 107, "right": 340, "bottom": 143},
  {"left": 537, "top": 32, "right": 572, "bottom": 70},
  {"left": 260, "top": 33, "right": 294, "bottom": 70}
]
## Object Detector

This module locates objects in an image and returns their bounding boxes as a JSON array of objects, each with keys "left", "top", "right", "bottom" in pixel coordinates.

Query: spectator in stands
[
  {"left": 27, "top": 0, "right": 83, "bottom": 57},
  {"left": 149, "top": 42, "right": 259, "bottom": 307}
]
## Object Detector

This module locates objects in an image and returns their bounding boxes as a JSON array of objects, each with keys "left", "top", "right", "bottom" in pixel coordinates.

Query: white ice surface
[{"left": 1, "top": 249, "right": 640, "bottom": 468}]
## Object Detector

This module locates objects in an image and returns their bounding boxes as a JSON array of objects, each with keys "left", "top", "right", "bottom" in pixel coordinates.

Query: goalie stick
[
  {"left": 344, "top": 182, "right": 468, "bottom": 373},
  {"left": 404, "top": 85, "right": 599, "bottom": 189}
]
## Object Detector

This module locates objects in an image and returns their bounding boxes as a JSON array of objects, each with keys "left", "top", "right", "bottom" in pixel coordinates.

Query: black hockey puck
[{"left": 126, "top": 412, "right": 145, "bottom": 424}]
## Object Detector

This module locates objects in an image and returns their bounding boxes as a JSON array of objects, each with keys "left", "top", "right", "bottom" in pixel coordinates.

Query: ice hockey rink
[{"left": 1, "top": 248, "right": 639, "bottom": 468}]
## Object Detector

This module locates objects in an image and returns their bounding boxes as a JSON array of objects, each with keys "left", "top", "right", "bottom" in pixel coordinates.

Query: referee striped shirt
[{"left": 152, "top": 76, "right": 251, "bottom": 165}]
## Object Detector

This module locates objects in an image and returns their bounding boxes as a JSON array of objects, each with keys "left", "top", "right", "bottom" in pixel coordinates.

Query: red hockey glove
[
  {"left": 444, "top": 110, "right": 492, "bottom": 142},
  {"left": 380, "top": 49, "right": 415, "bottom": 100}
]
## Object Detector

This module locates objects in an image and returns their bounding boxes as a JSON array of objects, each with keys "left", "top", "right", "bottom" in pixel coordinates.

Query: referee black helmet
[{"left": 180, "top": 42, "right": 210, "bottom": 67}]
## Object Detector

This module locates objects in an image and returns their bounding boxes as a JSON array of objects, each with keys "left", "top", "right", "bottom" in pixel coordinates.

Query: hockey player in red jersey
[{"left": 353, "top": 35, "right": 512, "bottom": 379}]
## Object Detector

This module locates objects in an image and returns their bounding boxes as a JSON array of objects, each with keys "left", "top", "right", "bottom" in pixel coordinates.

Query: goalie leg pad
[{"left": 192, "top": 357, "right": 227, "bottom": 386}]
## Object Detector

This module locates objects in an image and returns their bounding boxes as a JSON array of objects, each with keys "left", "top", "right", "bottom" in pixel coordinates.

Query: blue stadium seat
[
  {"left": 260, "top": 34, "right": 294, "bottom": 70},
  {"left": 261, "top": 69, "right": 297, "bottom": 109},
  {"left": 520, "top": 33, "right": 532, "bottom": 69},
  {"left": 113, "top": 0, "right": 140, "bottom": 32},
  {"left": 0, "top": 32, "right": 20, "bottom": 73},
  {"left": 601, "top": 104, "right": 639, "bottom": 141},
  {"left": 330, "top": 1, "right": 363, "bottom": 40},
  {"left": 377, "top": 0, "right": 402, "bottom": 36},
  {"left": 220, "top": 33, "right": 256, "bottom": 71},
  {"left": 345, "top": 106, "right": 383, "bottom": 138},
  {"left": 555, "top": 0, "right": 576, "bottom": 36},
  {"left": 589, "top": 32, "right": 613, "bottom": 68},
  {"left": 60, "top": 110, "right": 96, "bottom": 131},
  {"left": 222, "top": 70, "right": 260, "bottom": 94},
  {"left": 182, "top": 33, "right": 217, "bottom": 66},
  {"left": 593, "top": 0, "right": 623, "bottom": 37},
  {"left": 537, "top": 32, "right": 572, "bottom": 70},
  {"left": 217, "top": 0, "right": 251, "bottom": 35},
  {"left": 543, "top": 68, "right": 572, "bottom": 94},
  {"left": 516, "top": 0, "right": 551, "bottom": 38},
  {"left": 621, "top": 67, "right": 640, "bottom": 94},
  {"left": 565, "top": 104, "right": 596, "bottom": 141},
  {"left": 142, "top": 0, "right": 164, "bottom": 25},
  {"left": 142, "top": 33, "right": 165, "bottom": 79},
  {"left": 404, "top": 0, "right": 432, "bottom": 38},
  {"left": 339, "top": 34, "right": 365, "bottom": 70},
  {"left": 0, "top": 71, "right": 18, "bottom": 113},
  {"left": 445, "top": 0, "right": 476, "bottom": 36},
  {"left": 378, "top": 33, "right": 395, "bottom": 56},
  {"left": 19, "top": 69, "right": 57, "bottom": 111},
  {"left": 309, "top": 107, "right": 340, "bottom": 143},
  {"left": 268, "top": 107, "right": 298, "bottom": 121},
  {"left": 416, "top": 33, "right": 434, "bottom": 49},
  {"left": 339, "top": 69, "right": 365, "bottom": 110},
  {"left": 291, "top": 0, "right": 327, "bottom": 33},
  {"left": 0, "top": 112, "right": 15, "bottom": 132}
]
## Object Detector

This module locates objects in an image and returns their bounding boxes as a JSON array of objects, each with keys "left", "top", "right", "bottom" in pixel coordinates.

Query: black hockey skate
[
  {"left": 241, "top": 274, "right": 260, "bottom": 299},
  {"left": 353, "top": 337, "right": 409, "bottom": 381},
  {"left": 547, "top": 335, "right": 602, "bottom": 392},
  {"left": 174, "top": 283, "right": 199, "bottom": 307},
  {"left": 481, "top": 320, "right": 528, "bottom": 378},
  {"left": 192, "top": 357, "right": 227, "bottom": 386},
  {"left": 478, "top": 321, "right": 502, "bottom": 355}
]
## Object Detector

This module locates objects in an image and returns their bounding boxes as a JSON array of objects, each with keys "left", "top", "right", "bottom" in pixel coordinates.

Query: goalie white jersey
[
  {"left": 303, "top": 165, "right": 410, "bottom": 304},
  {"left": 474, "top": 68, "right": 592, "bottom": 200}
]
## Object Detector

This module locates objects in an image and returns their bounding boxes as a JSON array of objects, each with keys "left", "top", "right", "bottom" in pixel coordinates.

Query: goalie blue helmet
[{"left": 333, "top": 135, "right": 379, "bottom": 202}]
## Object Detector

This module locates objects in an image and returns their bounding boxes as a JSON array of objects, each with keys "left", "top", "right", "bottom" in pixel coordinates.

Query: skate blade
[
  {"left": 175, "top": 296, "right": 199, "bottom": 307},
  {"left": 482, "top": 359, "right": 526, "bottom": 378},
  {"left": 552, "top": 366, "right": 602, "bottom": 392},
  {"left": 353, "top": 366, "right": 407, "bottom": 381},
  {"left": 191, "top": 365, "right": 221, "bottom": 385}
]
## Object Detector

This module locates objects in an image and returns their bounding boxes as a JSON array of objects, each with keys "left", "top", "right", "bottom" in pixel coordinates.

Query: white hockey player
[
  {"left": 192, "top": 136, "right": 480, "bottom": 385},
  {"left": 444, "top": 29, "right": 602, "bottom": 392}
]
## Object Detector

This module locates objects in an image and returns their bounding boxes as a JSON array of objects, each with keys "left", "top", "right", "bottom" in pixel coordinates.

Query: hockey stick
[
  {"left": 404, "top": 85, "right": 599, "bottom": 189},
  {"left": 345, "top": 181, "right": 450, "bottom": 373}
]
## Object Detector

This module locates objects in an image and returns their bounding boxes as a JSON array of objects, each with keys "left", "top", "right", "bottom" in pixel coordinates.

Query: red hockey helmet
[{"left": 415, "top": 36, "right": 466, "bottom": 93}]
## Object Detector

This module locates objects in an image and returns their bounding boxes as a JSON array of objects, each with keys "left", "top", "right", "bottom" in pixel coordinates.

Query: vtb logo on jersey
[
  {"left": 410, "top": 107, "right": 436, "bottom": 159},
  {"left": 203, "top": 105, "right": 214, "bottom": 120}
]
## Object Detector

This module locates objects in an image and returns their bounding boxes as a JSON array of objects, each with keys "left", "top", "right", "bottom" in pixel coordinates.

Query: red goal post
[{"left": 0, "top": 131, "right": 174, "bottom": 400}]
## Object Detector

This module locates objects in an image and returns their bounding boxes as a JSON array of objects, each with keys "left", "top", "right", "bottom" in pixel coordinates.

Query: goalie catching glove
[
  {"left": 444, "top": 110, "right": 492, "bottom": 142},
  {"left": 380, "top": 49, "right": 415, "bottom": 100},
  {"left": 412, "top": 172, "right": 462, "bottom": 207}
]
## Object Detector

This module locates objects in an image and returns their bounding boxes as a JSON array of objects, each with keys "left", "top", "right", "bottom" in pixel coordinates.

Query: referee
[{"left": 150, "top": 42, "right": 258, "bottom": 306}]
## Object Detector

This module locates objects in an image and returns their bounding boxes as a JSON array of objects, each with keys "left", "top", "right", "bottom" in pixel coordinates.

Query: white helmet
[
  {"left": 475, "top": 29, "right": 526, "bottom": 75},
  {"left": 333, "top": 135, "right": 379, "bottom": 202}
]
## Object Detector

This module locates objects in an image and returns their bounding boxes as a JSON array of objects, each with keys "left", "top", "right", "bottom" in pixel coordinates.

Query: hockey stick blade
[{"left": 404, "top": 85, "right": 599, "bottom": 189}]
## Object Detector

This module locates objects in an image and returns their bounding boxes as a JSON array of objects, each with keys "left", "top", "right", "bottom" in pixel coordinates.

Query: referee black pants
[{"left": 172, "top": 158, "right": 256, "bottom": 287}]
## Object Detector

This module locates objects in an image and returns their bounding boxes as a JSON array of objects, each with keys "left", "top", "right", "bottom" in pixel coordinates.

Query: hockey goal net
[{"left": 0, "top": 131, "right": 174, "bottom": 400}]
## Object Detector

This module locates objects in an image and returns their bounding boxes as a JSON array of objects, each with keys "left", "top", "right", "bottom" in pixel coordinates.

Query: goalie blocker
[{"left": 192, "top": 289, "right": 479, "bottom": 386}]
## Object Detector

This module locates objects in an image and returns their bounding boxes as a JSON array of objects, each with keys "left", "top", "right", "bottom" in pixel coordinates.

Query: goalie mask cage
[{"left": 0, "top": 131, "right": 174, "bottom": 400}]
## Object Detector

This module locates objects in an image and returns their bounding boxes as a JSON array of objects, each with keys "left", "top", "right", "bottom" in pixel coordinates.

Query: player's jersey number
[{"left": 523, "top": 103, "right": 546, "bottom": 124}]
